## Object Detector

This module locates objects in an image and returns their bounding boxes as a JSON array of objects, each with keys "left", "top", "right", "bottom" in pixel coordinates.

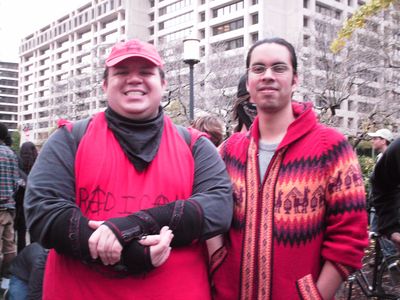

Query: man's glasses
[{"left": 248, "top": 64, "right": 290, "bottom": 75}]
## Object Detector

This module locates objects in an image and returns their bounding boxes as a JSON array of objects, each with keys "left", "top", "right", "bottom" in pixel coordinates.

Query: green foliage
[
  {"left": 11, "top": 131, "right": 20, "bottom": 153},
  {"left": 331, "top": 0, "right": 397, "bottom": 53},
  {"left": 358, "top": 155, "right": 375, "bottom": 193}
]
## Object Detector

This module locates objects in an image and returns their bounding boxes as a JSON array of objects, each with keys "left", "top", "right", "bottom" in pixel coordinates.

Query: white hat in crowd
[{"left": 367, "top": 128, "right": 394, "bottom": 143}]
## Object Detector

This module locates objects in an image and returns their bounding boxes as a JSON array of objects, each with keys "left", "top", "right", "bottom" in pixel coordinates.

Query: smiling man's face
[
  {"left": 246, "top": 43, "right": 298, "bottom": 114},
  {"left": 103, "top": 57, "right": 166, "bottom": 120}
]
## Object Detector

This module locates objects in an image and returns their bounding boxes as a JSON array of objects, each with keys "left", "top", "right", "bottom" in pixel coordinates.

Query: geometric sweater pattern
[{"left": 215, "top": 102, "right": 369, "bottom": 300}]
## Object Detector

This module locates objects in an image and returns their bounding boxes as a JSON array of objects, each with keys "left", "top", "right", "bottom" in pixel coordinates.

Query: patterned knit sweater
[{"left": 214, "top": 102, "right": 368, "bottom": 300}]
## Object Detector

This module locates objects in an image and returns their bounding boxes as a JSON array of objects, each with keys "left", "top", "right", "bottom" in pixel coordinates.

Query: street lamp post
[{"left": 183, "top": 37, "right": 200, "bottom": 121}]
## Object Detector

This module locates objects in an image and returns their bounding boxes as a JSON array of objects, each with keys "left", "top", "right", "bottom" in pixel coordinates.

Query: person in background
[
  {"left": 367, "top": 128, "right": 393, "bottom": 162},
  {"left": 191, "top": 115, "right": 224, "bottom": 147},
  {"left": 367, "top": 128, "right": 393, "bottom": 235},
  {"left": 232, "top": 73, "right": 257, "bottom": 133},
  {"left": 372, "top": 137, "right": 400, "bottom": 249},
  {"left": 0, "top": 124, "right": 19, "bottom": 291},
  {"left": 214, "top": 37, "right": 368, "bottom": 300},
  {"left": 24, "top": 39, "right": 232, "bottom": 300},
  {"left": 14, "top": 142, "right": 38, "bottom": 253},
  {"left": 5, "top": 242, "right": 48, "bottom": 300}
]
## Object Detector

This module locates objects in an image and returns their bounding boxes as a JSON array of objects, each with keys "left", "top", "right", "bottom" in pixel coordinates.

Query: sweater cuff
[{"left": 331, "top": 261, "right": 354, "bottom": 280}]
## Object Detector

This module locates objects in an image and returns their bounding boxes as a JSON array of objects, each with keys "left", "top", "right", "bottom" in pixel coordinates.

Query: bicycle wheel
[{"left": 376, "top": 256, "right": 400, "bottom": 299}]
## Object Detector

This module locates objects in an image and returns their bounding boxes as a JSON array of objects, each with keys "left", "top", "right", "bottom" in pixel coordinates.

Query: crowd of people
[{"left": 0, "top": 37, "right": 397, "bottom": 299}]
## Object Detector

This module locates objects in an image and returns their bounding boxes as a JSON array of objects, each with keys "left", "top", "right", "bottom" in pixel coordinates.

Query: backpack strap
[
  {"left": 175, "top": 125, "right": 205, "bottom": 151},
  {"left": 57, "top": 117, "right": 92, "bottom": 148},
  {"left": 71, "top": 118, "right": 92, "bottom": 144}
]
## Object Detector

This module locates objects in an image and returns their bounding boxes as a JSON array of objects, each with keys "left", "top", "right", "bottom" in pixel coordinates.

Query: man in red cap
[{"left": 25, "top": 39, "right": 232, "bottom": 300}]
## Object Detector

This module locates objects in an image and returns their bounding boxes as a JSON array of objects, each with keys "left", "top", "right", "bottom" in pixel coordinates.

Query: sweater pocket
[{"left": 296, "top": 274, "right": 323, "bottom": 300}]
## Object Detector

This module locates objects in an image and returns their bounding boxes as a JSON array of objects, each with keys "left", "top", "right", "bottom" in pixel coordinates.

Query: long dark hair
[
  {"left": 246, "top": 37, "right": 298, "bottom": 75},
  {"left": 19, "top": 142, "right": 38, "bottom": 174}
]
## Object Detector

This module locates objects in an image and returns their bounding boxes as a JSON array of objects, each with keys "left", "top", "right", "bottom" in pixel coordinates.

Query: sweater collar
[
  {"left": 250, "top": 101, "right": 317, "bottom": 149},
  {"left": 105, "top": 107, "right": 164, "bottom": 172}
]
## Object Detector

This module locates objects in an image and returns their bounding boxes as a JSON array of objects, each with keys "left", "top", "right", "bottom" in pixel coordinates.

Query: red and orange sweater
[{"left": 215, "top": 102, "right": 368, "bottom": 300}]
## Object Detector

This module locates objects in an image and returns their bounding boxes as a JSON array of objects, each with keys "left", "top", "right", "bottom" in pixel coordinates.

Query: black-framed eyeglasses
[{"left": 248, "top": 64, "right": 290, "bottom": 75}]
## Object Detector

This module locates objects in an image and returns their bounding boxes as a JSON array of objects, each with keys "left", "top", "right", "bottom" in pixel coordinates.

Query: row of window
[
  {"left": 158, "top": 27, "right": 192, "bottom": 43},
  {"left": 213, "top": 18, "right": 244, "bottom": 36},
  {"left": 21, "top": 0, "right": 122, "bottom": 53},
  {"left": 304, "top": 0, "right": 365, "bottom": 9},
  {"left": 0, "top": 106, "right": 18, "bottom": 113},
  {"left": 0, "top": 79, "right": 18, "bottom": 87},
  {"left": 0, "top": 71, "right": 18, "bottom": 78},
  {"left": 0, "top": 63, "right": 18, "bottom": 70},
  {"left": 159, "top": 0, "right": 193, "bottom": 16},
  {"left": 213, "top": 1, "right": 243, "bottom": 18},
  {"left": 0, "top": 88, "right": 18, "bottom": 95},
  {"left": 159, "top": 12, "right": 193, "bottom": 30},
  {"left": 0, "top": 97, "right": 18, "bottom": 104}
]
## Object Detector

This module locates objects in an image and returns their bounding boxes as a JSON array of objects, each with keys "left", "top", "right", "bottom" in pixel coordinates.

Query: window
[
  {"left": 200, "top": 12, "right": 205, "bottom": 22},
  {"left": 303, "top": 16, "right": 309, "bottom": 27},
  {"left": 251, "top": 32, "right": 258, "bottom": 43},
  {"left": 347, "top": 117, "right": 354, "bottom": 128},
  {"left": 348, "top": 100, "right": 354, "bottom": 111},
  {"left": 212, "top": 1, "right": 243, "bottom": 18},
  {"left": 252, "top": 13, "right": 258, "bottom": 24},
  {"left": 199, "top": 29, "right": 205, "bottom": 39},
  {"left": 212, "top": 37, "right": 244, "bottom": 51},
  {"left": 212, "top": 19, "right": 244, "bottom": 35},
  {"left": 316, "top": 2, "right": 342, "bottom": 20},
  {"left": 304, "top": 0, "right": 309, "bottom": 8},
  {"left": 200, "top": 46, "right": 205, "bottom": 57},
  {"left": 303, "top": 35, "right": 310, "bottom": 47},
  {"left": 159, "top": 0, "right": 193, "bottom": 16}
]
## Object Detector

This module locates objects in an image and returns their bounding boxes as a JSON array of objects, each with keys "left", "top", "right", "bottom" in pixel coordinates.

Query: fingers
[
  {"left": 390, "top": 232, "right": 400, "bottom": 250},
  {"left": 138, "top": 235, "right": 161, "bottom": 246},
  {"left": 88, "top": 220, "right": 104, "bottom": 230},
  {"left": 150, "top": 226, "right": 174, "bottom": 267},
  {"left": 88, "top": 224, "right": 123, "bottom": 266}
]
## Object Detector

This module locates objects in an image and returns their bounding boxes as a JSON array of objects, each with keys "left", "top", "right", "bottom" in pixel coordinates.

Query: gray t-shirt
[{"left": 258, "top": 141, "right": 279, "bottom": 183}]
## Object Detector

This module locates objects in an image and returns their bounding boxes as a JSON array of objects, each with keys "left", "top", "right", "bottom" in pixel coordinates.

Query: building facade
[
  {"left": 0, "top": 61, "right": 18, "bottom": 132},
  {"left": 19, "top": 0, "right": 398, "bottom": 144}
]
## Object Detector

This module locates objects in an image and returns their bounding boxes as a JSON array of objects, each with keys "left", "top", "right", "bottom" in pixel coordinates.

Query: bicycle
[{"left": 343, "top": 233, "right": 400, "bottom": 299}]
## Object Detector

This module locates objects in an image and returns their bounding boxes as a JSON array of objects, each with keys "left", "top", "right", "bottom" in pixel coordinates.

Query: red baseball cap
[{"left": 105, "top": 39, "right": 164, "bottom": 67}]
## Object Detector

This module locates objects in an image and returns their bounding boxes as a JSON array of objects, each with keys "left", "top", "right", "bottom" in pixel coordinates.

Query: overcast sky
[{"left": 0, "top": 0, "right": 90, "bottom": 62}]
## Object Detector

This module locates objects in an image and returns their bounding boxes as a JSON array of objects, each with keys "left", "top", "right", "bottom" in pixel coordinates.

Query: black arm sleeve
[
  {"left": 24, "top": 127, "right": 153, "bottom": 274},
  {"left": 371, "top": 138, "right": 400, "bottom": 236}
]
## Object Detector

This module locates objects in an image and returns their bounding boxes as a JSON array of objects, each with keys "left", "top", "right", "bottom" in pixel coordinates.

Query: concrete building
[
  {"left": 0, "top": 61, "right": 18, "bottom": 132},
  {"left": 19, "top": 0, "right": 398, "bottom": 144}
]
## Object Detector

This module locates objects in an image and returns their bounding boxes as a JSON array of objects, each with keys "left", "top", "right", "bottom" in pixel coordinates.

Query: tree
[
  {"left": 331, "top": 0, "right": 399, "bottom": 53},
  {"left": 159, "top": 40, "right": 244, "bottom": 133},
  {"left": 298, "top": 12, "right": 400, "bottom": 147}
]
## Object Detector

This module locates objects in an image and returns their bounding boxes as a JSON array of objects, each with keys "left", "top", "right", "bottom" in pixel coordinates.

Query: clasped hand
[{"left": 88, "top": 221, "right": 173, "bottom": 267}]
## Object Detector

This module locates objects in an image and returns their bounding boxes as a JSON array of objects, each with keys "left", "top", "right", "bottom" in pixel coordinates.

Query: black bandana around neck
[{"left": 105, "top": 107, "right": 164, "bottom": 172}]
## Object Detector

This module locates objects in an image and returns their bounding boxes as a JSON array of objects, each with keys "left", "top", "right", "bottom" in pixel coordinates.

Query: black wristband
[
  {"left": 49, "top": 209, "right": 93, "bottom": 260},
  {"left": 103, "top": 211, "right": 160, "bottom": 246},
  {"left": 121, "top": 240, "right": 154, "bottom": 275}
]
